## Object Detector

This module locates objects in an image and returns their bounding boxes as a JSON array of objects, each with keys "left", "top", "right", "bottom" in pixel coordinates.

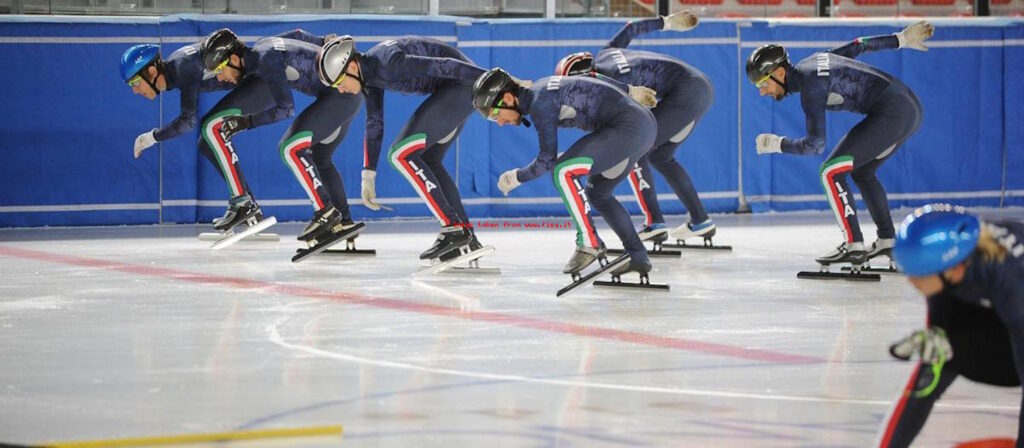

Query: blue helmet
[
  {"left": 121, "top": 44, "right": 160, "bottom": 83},
  {"left": 893, "top": 204, "right": 981, "bottom": 276}
]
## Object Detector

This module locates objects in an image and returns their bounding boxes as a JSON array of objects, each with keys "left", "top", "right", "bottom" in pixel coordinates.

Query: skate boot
[
  {"left": 562, "top": 243, "right": 607, "bottom": 274},
  {"left": 212, "top": 193, "right": 262, "bottom": 232},
  {"left": 637, "top": 223, "right": 668, "bottom": 242},
  {"left": 437, "top": 227, "right": 483, "bottom": 262},
  {"left": 298, "top": 207, "right": 342, "bottom": 242},
  {"left": 420, "top": 225, "right": 472, "bottom": 260},
  {"left": 611, "top": 257, "right": 653, "bottom": 277},
  {"left": 867, "top": 238, "right": 895, "bottom": 261},
  {"left": 669, "top": 218, "right": 716, "bottom": 241},
  {"left": 815, "top": 241, "right": 868, "bottom": 266}
]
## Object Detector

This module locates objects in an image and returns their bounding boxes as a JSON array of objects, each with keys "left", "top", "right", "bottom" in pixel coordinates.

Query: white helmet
[{"left": 318, "top": 35, "right": 358, "bottom": 87}]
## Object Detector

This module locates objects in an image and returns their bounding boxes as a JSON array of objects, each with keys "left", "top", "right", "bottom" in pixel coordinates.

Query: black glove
[{"left": 221, "top": 114, "right": 253, "bottom": 141}]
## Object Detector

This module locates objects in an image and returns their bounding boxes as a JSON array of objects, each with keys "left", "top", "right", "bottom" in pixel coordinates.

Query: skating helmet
[
  {"left": 120, "top": 44, "right": 160, "bottom": 83},
  {"left": 201, "top": 28, "right": 244, "bottom": 72},
  {"left": 318, "top": 35, "right": 358, "bottom": 87},
  {"left": 472, "top": 68, "right": 515, "bottom": 120},
  {"left": 746, "top": 44, "right": 789, "bottom": 85},
  {"left": 554, "top": 51, "right": 594, "bottom": 77},
  {"left": 893, "top": 204, "right": 981, "bottom": 276}
]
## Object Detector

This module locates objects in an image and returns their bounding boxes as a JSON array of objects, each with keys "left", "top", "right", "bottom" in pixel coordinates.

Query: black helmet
[
  {"left": 318, "top": 35, "right": 358, "bottom": 87},
  {"left": 201, "top": 28, "right": 244, "bottom": 72},
  {"left": 746, "top": 44, "right": 789, "bottom": 85},
  {"left": 472, "top": 68, "right": 515, "bottom": 119}
]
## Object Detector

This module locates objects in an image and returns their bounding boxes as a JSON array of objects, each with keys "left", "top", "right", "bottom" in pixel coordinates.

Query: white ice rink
[{"left": 1, "top": 210, "right": 1022, "bottom": 447}]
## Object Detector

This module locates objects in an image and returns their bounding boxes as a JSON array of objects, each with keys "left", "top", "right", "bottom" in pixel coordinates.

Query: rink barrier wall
[{"left": 0, "top": 15, "right": 1020, "bottom": 226}]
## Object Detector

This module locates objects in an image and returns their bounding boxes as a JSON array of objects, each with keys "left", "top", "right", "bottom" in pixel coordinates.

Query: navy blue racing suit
[
  {"left": 513, "top": 76, "right": 657, "bottom": 264},
  {"left": 358, "top": 37, "right": 486, "bottom": 228},
  {"left": 878, "top": 219, "right": 1024, "bottom": 447},
  {"left": 202, "top": 31, "right": 363, "bottom": 220},
  {"left": 598, "top": 17, "right": 714, "bottom": 227},
  {"left": 779, "top": 35, "right": 923, "bottom": 244},
  {"left": 151, "top": 42, "right": 234, "bottom": 142}
]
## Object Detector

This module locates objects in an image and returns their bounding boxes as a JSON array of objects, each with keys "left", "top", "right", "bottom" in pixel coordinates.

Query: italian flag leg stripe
[
  {"left": 388, "top": 134, "right": 449, "bottom": 226},
  {"left": 201, "top": 108, "right": 245, "bottom": 197},
  {"left": 820, "top": 156, "right": 855, "bottom": 243},
  {"left": 629, "top": 167, "right": 652, "bottom": 227},
  {"left": 281, "top": 131, "right": 323, "bottom": 210},
  {"left": 554, "top": 157, "right": 596, "bottom": 248}
]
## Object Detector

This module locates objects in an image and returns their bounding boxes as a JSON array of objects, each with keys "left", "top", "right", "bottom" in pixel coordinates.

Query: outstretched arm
[
  {"left": 830, "top": 21, "right": 934, "bottom": 59},
  {"left": 606, "top": 11, "right": 697, "bottom": 49}
]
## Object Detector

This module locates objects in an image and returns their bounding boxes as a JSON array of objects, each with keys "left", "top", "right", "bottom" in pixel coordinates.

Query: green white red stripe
[
  {"left": 280, "top": 131, "right": 323, "bottom": 210},
  {"left": 629, "top": 165, "right": 653, "bottom": 226},
  {"left": 554, "top": 157, "right": 597, "bottom": 248},
  {"left": 201, "top": 108, "right": 245, "bottom": 197},
  {"left": 820, "top": 156, "right": 855, "bottom": 243},
  {"left": 388, "top": 133, "right": 449, "bottom": 226}
]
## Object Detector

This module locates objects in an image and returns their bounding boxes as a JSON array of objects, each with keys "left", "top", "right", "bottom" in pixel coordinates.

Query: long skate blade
[
  {"left": 661, "top": 241, "right": 733, "bottom": 251},
  {"left": 292, "top": 223, "right": 366, "bottom": 263},
  {"left": 797, "top": 270, "right": 881, "bottom": 282},
  {"left": 323, "top": 248, "right": 377, "bottom": 255},
  {"left": 414, "top": 246, "right": 496, "bottom": 277},
  {"left": 841, "top": 265, "right": 900, "bottom": 274},
  {"left": 199, "top": 232, "right": 279, "bottom": 242},
  {"left": 593, "top": 279, "right": 670, "bottom": 291},
  {"left": 321, "top": 228, "right": 376, "bottom": 255},
  {"left": 211, "top": 217, "right": 278, "bottom": 251},
  {"left": 607, "top": 247, "right": 681, "bottom": 258},
  {"left": 440, "top": 266, "right": 502, "bottom": 275},
  {"left": 556, "top": 254, "right": 630, "bottom": 297}
]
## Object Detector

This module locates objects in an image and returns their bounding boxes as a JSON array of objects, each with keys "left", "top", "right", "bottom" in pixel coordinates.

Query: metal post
[
  {"left": 545, "top": 0, "right": 555, "bottom": 18},
  {"left": 428, "top": 0, "right": 439, "bottom": 15}
]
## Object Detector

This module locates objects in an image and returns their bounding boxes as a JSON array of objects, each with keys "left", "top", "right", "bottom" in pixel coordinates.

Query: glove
[
  {"left": 628, "top": 85, "right": 658, "bottom": 109},
  {"left": 497, "top": 169, "right": 521, "bottom": 196},
  {"left": 755, "top": 133, "right": 783, "bottom": 155},
  {"left": 662, "top": 10, "right": 698, "bottom": 32},
  {"left": 889, "top": 327, "right": 953, "bottom": 364},
  {"left": 361, "top": 169, "right": 382, "bottom": 211},
  {"left": 896, "top": 20, "right": 935, "bottom": 52},
  {"left": 133, "top": 129, "right": 156, "bottom": 159},
  {"left": 220, "top": 114, "right": 253, "bottom": 141}
]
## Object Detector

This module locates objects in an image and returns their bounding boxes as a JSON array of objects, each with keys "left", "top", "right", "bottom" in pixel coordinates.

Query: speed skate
[
  {"left": 414, "top": 245, "right": 498, "bottom": 277},
  {"left": 607, "top": 232, "right": 681, "bottom": 258},
  {"left": 799, "top": 262, "right": 881, "bottom": 282},
  {"left": 206, "top": 216, "right": 278, "bottom": 251},
  {"left": 661, "top": 233, "right": 732, "bottom": 251},
  {"left": 556, "top": 253, "right": 668, "bottom": 297},
  {"left": 292, "top": 222, "right": 366, "bottom": 263}
]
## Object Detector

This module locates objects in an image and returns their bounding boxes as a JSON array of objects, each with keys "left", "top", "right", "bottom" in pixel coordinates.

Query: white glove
[
  {"left": 628, "top": 85, "right": 658, "bottom": 109},
  {"left": 361, "top": 169, "right": 382, "bottom": 211},
  {"left": 662, "top": 10, "right": 698, "bottom": 32},
  {"left": 755, "top": 133, "right": 783, "bottom": 155},
  {"left": 889, "top": 327, "right": 953, "bottom": 364},
  {"left": 497, "top": 169, "right": 521, "bottom": 196},
  {"left": 133, "top": 130, "right": 156, "bottom": 159},
  {"left": 896, "top": 20, "right": 935, "bottom": 52}
]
